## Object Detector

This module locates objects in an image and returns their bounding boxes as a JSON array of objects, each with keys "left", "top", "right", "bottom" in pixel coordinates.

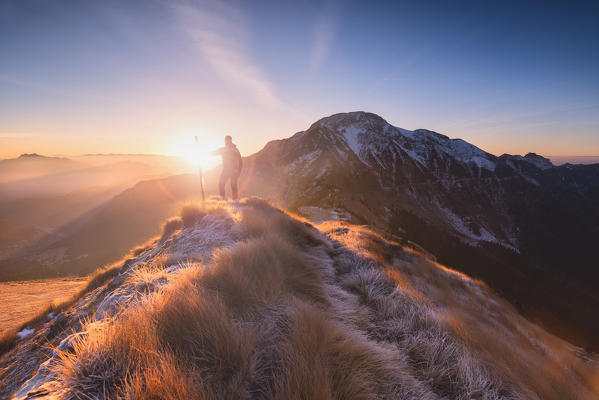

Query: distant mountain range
[
  {"left": 0, "top": 153, "right": 189, "bottom": 202},
  {"left": 0, "top": 153, "right": 84, "bottom": 184},
  {"left": 549, "top": 155, "right": 599, "bottom": 165}
]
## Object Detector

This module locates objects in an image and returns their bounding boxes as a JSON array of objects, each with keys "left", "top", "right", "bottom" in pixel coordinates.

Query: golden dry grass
[
  {"left": 160, "top": 217, "right": 184, "bottom": 241},
  {"left": 179, "top": 203, "right": 206, "bottom": 228},
  {"left": 17, "top": 198, "right": 596, "bottom": 400},
  {"left": 322, "top": 220, "right": 599, "bottom": 400}
]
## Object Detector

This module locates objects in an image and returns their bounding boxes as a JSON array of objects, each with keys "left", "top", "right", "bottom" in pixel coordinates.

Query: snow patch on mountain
[
  {"left": 445, "top": 138, "right": 497, "bottom": 171},
  {"left": 438, "top": 205, "right": 517, "bottom": 251},
  {"left": 341, "top": 125, "right": 363, "bottom": 158},
  {"left": 284, "top": 149, "right": 321, "bottom": 172}
]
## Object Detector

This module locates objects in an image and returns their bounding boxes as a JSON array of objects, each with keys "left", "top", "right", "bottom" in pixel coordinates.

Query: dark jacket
[{"left": 213, "top": 144, "right": 242, "bottom": 174}]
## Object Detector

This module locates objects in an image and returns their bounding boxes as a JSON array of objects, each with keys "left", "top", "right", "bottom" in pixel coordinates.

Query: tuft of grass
[
  {"left": 126, "top": 264, "right": 173, "bottom": 294},
  {"left": 201, "top": 234, "right": 329, "bottom": 311},
  {"left": 79, "top": 262, "right": 126, "bottom": 293},
  {"left": 0, "top": 331, "right": 17, "bottom": 358},
  {"left": 130, "top": 244, "right": 151, "bottom": 257},
  {"left": 160, "top": 217, "right": 184, "bottom": 241},
  {"left": 179, "top": 204, "right": 206, "bottom": 228},
  {"left": 239, "top": 202, "right": 324, "bottom": 249}
]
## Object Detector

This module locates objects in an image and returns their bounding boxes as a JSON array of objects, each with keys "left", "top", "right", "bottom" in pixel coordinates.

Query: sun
[{"left": 169, "top": 135, "right": 220, "bottom": 170}]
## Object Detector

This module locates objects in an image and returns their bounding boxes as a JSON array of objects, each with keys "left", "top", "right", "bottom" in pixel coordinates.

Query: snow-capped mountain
[{"left": 239, "top": 111, "right": 599, "bottom": 351}]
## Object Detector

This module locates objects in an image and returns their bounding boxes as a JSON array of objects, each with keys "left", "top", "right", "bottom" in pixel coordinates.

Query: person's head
[{"left": 225, "top": 135, "right": 233, "bottom": 145}]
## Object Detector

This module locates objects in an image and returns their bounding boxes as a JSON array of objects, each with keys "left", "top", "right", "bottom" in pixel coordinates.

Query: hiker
[{"left": 212, "top": 135, "right": 243, "bottom": 200}]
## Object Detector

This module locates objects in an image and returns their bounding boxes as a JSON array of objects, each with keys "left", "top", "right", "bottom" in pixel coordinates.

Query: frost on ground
[
  {"left": 1, "top": 198, "right": 597, "bottom": 400},
  {"left": 15, "top": 329, "right": 34, "bottom": 341}
]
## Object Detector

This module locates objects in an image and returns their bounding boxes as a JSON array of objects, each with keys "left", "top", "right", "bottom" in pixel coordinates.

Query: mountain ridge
[{"left": 1, "top": 199, "right": 597, "bottom": 399}]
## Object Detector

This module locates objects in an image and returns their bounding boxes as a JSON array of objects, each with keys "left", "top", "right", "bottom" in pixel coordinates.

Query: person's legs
[
  {"left": 218, "top": 172, "right": 228, "bottom": 199},
  {"left": 230, "top": 173, "right": 239, "bottom": 200}
]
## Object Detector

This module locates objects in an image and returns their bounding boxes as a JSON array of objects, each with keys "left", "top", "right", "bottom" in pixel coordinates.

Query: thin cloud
[
  {"left": 309, "top": 17, "right": 335, "bottom": 72},
  {"left": 170, "top": 0, "right": 281, "bottom": 108},
  {"left": 309, "top": 2, "right": 339, "bottom": 73}
]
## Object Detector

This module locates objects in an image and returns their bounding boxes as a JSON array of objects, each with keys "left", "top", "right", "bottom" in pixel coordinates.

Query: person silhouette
[{"left": 212, "top": 135, "right": 243, "bottom": 200}]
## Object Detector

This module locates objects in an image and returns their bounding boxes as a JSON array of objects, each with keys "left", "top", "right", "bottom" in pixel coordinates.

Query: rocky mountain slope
[
  {"left": 1, "top": 199, "right": 597, "bottom": 399},
  {"left": 235, "top": 112, "right": 599, "bottom": 350}
]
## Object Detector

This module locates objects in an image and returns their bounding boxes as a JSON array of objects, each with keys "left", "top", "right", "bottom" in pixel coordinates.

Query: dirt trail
[{"left": 0, "top": 278, "right": 86, "bottom": 334}]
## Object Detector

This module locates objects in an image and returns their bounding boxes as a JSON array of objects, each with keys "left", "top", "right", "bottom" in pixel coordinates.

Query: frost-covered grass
[
  {"left": 29, "top": 198, "right": 599, "bottom": 399},
  {"left": 322, "top": 220, "right": 599, "bottom": 400}
]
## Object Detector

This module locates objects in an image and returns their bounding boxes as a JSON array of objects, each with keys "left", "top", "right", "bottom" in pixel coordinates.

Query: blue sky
[{"left": 1, "top": 0, "right": 598, "bottom": 158}]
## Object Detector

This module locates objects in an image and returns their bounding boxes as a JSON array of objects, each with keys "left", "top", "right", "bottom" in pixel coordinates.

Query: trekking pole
[{"left": 194, "top": 136, "right": 205, "bottom": 203}]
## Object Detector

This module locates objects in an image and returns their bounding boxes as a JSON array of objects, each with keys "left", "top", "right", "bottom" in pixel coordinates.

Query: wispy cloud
[
  {"left": 309, "top": 2, "right": 339, "bottom": 73},
  {"left": 169, "top": 0, "right": 281, "bottom": 108}
]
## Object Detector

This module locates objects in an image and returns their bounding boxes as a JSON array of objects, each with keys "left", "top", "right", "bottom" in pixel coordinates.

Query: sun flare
[{"left": 169, "top": 135, "right": 220, "bottom": 170}]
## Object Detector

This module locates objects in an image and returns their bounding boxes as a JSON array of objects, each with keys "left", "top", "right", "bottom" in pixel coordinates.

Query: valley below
[{"left": 0, "top": 277, "right": 86, "bottom": 334}]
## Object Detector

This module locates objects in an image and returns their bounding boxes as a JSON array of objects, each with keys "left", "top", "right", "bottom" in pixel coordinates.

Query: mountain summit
[
  {"left": 1, "top": 199, "right": 597, "bottom": 399},
  {"left": 311, "top": 111, "right": 498, "bottom": 173}
]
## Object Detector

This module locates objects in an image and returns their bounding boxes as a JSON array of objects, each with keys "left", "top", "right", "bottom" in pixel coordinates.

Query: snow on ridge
[
  {"left": 416, "top": 133, "right": 497, "bottom": 171},
  {"left": 310, "top": 112, "right": 499, "bottom": 172},
  {"left": 284, "top": 149, "right": 321, "bottom": 172},
  {"left": 438, "top": 204, "right": 518, "bottom": 251}
]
